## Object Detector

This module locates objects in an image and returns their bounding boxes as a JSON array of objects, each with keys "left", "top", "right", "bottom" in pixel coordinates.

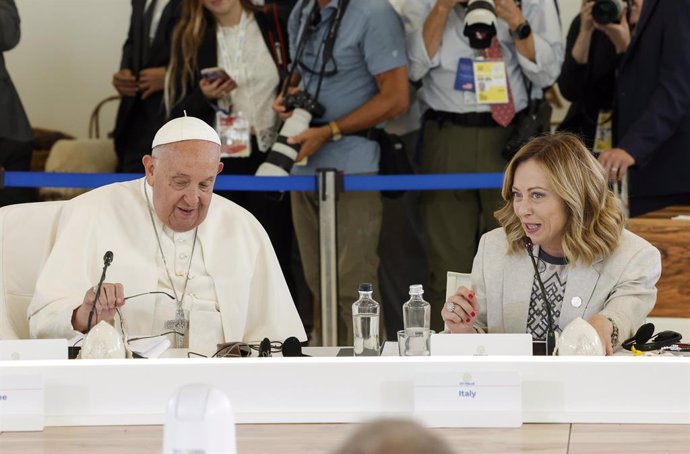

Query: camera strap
[
  {"left": 280, "top": 0, "right": 322, "bottom": 98},
  {"left": 313, "top": 0, "right": 350, "bottom": 99},
  {"left": 284, "top": 0, "right": 351, "bottom": 102}
]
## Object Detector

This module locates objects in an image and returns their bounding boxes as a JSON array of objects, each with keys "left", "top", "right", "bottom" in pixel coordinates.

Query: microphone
[
  {"left": 86, "top": 251, "right": 114, "bottom": 333},
  {"left": 522, "top": 237, "right": 556, "bottom": 356},
  {"left": 281, "top": 336, "right": 310, "bottom": 357}
]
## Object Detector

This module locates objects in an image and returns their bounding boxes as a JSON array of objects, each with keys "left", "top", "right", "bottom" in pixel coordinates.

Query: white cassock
[{"left": 28, "top": 178, "right": 307, "bottom": 354}]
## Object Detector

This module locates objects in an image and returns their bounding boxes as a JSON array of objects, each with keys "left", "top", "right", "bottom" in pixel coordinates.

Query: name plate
[
  {"left": 0, "top": 375, "right": 45, "bottom": 431},
  {"left": 414, "top": 370, "right": 521, "bottom": 427}
]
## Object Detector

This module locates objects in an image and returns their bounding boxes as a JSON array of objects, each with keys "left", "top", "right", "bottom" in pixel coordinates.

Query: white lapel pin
[{"left": 571, "top": 296, "right": 582, "bottom": 308}]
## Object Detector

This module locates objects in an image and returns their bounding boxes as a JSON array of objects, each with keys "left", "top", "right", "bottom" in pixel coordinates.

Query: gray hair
[{"left": 332, "top": 419, "right": 455, "bottom": 454}]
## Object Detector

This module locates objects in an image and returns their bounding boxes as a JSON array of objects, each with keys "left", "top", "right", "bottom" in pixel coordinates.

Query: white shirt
[
  {"left": 146, "top": 0, "right": 171, "bottom": 42},
  {"left": 402, "top": 0, "right": 564, "bottom": 114},
  {"left": 217, "top": 12, "right": 280, "bottom": 152}
]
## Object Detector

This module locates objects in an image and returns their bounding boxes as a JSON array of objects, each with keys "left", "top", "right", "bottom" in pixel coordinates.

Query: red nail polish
[
  {"left": 468, "top": 292, "right": 474, "bottom": 299},
  {"left": 466, "top": 318, "right": 471, "bottom": 323},
  {"left": 471, "top": 311, "right": 476, "bottom": 317}
]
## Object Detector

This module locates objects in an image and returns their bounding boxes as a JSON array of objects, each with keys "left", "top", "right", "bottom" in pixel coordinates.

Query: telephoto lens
[
  {"left": 255, "top": 108, "right": 313, "bottom": 176},
  {"left": 257, "top": 90, "right": 325, "bottom": 176},
  {"left": 463, "top": 0, "right": 497, "bottom": 49},
  {"left": 592, "top": 0, "right": 625, "bottom": 25}
]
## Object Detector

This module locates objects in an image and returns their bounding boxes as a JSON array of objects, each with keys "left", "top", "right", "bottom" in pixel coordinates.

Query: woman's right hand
[
  {"left": 199, "top": 77, "right": 237, "bottom": 100},
  {"left": 579, "top": 0, "right": 595, "bottom": 34},
  {"left": 441, "top": 286, "right": 480, "bottom": 333}
]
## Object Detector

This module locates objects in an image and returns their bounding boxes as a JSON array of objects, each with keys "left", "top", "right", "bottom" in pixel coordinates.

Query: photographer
[
  {"left": 558, "top": 0, "right": 643, "bottom": 150},
  {"left": 272, "top": 0, "right": 408, "bottom": 345},
  {"left": 402, "top": 0, "right": 563, "bottom": 330},
  {"left": 598, "top": 0, "right": 690, "bottom": 216}
]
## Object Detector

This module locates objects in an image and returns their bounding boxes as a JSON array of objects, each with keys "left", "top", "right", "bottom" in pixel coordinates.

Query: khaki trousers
[
  {"left": 420, "top": 120, "right": 513, "bottom": 331},
  {"left": 291, "top": 189, "right": 383, "bottom": 346}
]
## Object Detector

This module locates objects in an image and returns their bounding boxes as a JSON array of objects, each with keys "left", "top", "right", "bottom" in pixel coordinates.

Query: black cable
[
  {"left": 313, "top": 0, "right": 349, "bottom": 100},
  {"left": 523, "top": 237, "right": 556, "bottom": 355}
]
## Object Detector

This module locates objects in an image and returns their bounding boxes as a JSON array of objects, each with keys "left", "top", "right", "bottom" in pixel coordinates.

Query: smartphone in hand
[{"left": 200, "top": 67, "right": 233, "bottom": 83}]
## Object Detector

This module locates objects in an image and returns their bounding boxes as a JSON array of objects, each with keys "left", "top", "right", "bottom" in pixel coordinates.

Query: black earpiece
[
  {"left": 281, "top": 336, "right": 310, "bottom": 357},
  {"left": 621, "top": 323, "right": 682, "bottom": 351},
  {"left": 258, "top": 337, "right": 272, "bottom": 357}
]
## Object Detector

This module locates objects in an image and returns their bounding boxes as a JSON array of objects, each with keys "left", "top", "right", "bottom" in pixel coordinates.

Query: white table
[{"left": 1, "top": 350, "right": 688, "bottom": 427}]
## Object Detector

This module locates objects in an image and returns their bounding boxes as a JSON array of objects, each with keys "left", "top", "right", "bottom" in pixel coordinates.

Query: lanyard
[{"left": 216, "top": 11, "right": 255, "bottom": 123}]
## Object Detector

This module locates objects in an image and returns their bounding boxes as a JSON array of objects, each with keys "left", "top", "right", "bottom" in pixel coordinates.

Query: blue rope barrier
[
  {"left": 345, "top": 173, "right": 504, "bottom": 191},
  {"left": 2, "top": 171, "right": 503, "bottom": 191}
]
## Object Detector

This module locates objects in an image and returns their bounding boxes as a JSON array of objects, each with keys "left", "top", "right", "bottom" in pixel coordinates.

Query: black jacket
[
  {"left": 113, "top": 0, "right": 182, "bottom": 164},
  {"left": 615, "top": 0, "right": 690, "bottom": 198},
  {"left": 0, "top": 0, "right": 32, "bottom": 142},
  {"left": 557, "top": 15, "right": 619, "bottom": 149}
]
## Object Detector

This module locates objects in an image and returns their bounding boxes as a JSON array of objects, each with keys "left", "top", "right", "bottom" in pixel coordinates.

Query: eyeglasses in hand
[{"left": 124, "top": 291, "right": 175, "bottom": 301}]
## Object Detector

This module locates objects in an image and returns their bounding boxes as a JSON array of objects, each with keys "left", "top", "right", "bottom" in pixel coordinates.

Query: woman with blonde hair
[
  {"left": 165, "top": 0, "right": 298, "bottom": 300},
  {"left": 441, "top": 133, "right": 661, "bottom": 355}
]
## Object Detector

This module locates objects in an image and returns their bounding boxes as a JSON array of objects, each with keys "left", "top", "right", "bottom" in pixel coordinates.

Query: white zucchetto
[{"left": 152, "top": 115, "right": 221, "bottom": 149}]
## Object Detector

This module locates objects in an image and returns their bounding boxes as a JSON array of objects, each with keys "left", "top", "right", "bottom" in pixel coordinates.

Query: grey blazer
[
  {"left": 0, "top": 0, "right": 32, "bottom": 142},
  {"left": 470, "top": 228, "right": 661, "bottom": 342}
]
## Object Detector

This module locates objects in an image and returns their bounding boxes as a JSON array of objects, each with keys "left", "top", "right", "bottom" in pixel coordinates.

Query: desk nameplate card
[{"left": 414, "top": 370, "right": 522, "bottom": 427}]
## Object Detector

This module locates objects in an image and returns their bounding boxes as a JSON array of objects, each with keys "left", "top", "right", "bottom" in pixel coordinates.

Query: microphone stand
[
  {"left": 523, "top": 238, "right": 556, "bottom": 356},
  {"left": 86, "top": 251, "right": 114, "bottom": 333}
]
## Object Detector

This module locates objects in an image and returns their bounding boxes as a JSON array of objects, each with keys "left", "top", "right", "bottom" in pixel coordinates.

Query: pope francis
[{"left": 28, "top": 116, "right": 307, "bottom": 355}]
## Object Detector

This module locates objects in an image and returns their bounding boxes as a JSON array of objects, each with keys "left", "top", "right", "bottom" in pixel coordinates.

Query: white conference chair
[
  {"left": 39, "top": 139, "right": 117, "bottom": 201},
  {"left": 0, "top": 201, "right": 64, "bottom": 339}
]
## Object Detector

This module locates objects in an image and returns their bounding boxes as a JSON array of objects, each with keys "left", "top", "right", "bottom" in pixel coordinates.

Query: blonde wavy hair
[
  {"left": 165, "top": 0, "right": 259, "bottom": 114},
  {"left": 495, "top": 132, "right": 625, "bottom": 265}
]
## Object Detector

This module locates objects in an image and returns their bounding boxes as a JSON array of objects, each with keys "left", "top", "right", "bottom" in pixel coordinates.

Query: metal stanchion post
[{"left": 317, "top": 168, "right": 341, "bottom": 346}]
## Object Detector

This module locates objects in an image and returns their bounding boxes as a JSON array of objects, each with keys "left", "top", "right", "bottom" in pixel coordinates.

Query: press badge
[
  {"left": 455, "top": 58, "right": 476, "bottom": 92},
  {"left": 455, "top": 57, "right": 478, "bottom": 105},
  {"left": 216, "top": 111, "right": 251, "bottom": 158},
  {"left": 593, "top": 110, "right": 613, "bottom": 154},
  {"left": 474, "top": 60, "right": 509, "bottom": 105}
]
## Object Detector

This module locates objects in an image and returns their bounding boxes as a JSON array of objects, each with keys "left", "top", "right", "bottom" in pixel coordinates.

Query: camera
[
  {"left": 283, "top": 90, "right": 326, "bottom": 119},
  {"left": 463, "top": 0, "right": 497, "bottom": 49},
  {"left": 255, "top": 91, "right": 326, "bottom": 176},
  {"left": 592, "top": 0, "right": 626, "bottom": 25}
]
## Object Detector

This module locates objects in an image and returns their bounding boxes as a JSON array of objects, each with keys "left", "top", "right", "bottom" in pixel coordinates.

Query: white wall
[
  {"left": 5, "top": 0, "right": 580, "bottom": 139},
  {"left": 6, "top": 0, "right": 130, "bottom": 138},
  {"left": 559, "top": 1, "right": 580, "bottom": 30}
]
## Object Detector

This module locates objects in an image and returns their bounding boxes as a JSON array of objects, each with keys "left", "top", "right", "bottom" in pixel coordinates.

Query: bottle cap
[
  {"left": 409, "top": 284, "right": 424, "bottom": 295},
  {"left": 358, "top": 283, "right": 373, "bottom": 292}
]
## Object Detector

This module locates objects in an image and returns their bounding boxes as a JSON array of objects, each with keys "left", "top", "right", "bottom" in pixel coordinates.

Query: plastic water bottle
[
  {"left": 352, "top": 283, "right": 380, "bottom": 356},
  {"left": 403, "top": 284, "right": 430, "bottom": 330}
]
